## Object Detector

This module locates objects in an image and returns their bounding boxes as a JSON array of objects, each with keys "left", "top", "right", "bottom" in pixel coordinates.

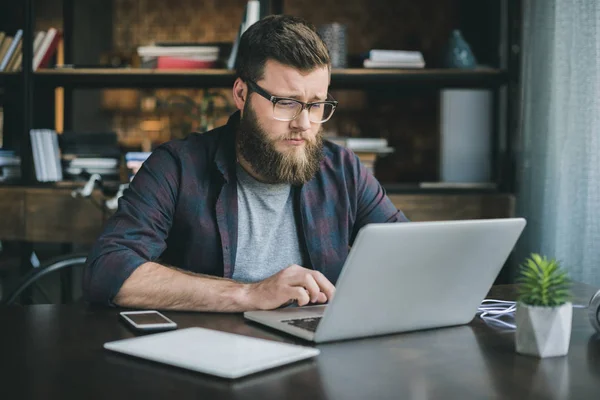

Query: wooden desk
[{"left": 1, "top": 284, "right": 600, "bottom": 399}]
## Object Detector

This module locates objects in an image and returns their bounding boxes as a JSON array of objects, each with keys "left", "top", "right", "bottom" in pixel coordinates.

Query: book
[
  {"left": 33, "top": 28, "right": 60, "bottom": 70},
  {"left": 368, "top": 49, "right": 424, "bottom": 63},
  {"left": 137, "top": 45, "right": 219, "bottom": 58},
  {"left": 0, "top": 32, "right": 6, "bottom": 62},
  {"left": 326, "top": 136, "right": 389, "bottom": 150},
  {"left": 30, "top": 130, "right": 43, "bottom": 181},
  {"left": 30, "top": 129, "right": 64, "bottom": 182},
  {"left": 0, "top": 35, "right": 11, "bottom": 66},
  {"left": 363, "top": 49, "right": 425, "bottom": 69},
  {"left": 155, "top": 56, "right": 217, "bottom": 69},
  {"left": 68, "top": 158, "right": 119, "bottom": 169},
  {"left": 5, "top": 37, "right": 22, "bottom": 71},
  {"left": 0, "top": 29, "right": 22, "bottom": 71},
  {"left": 363, "top": 59, "right": 425, "bottom": 69}
]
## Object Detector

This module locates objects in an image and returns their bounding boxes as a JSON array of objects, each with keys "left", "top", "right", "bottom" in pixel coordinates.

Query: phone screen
[{"left": 126, "top": 312, "right": 171, "bottom": 325}]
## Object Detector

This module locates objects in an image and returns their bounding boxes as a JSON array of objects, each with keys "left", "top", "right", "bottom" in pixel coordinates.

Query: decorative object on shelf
[
  {"left": 439, "top": 89, "right": 491, "bottom": 183},
  {"left": 443, "top": 29, "right": 477, "bottom": 69},
  {"left": 317, "top": 23, "right": 348, "bottom": 68},
  {"left": 515, "top": 254, "right": 572, "bottom": 358}
]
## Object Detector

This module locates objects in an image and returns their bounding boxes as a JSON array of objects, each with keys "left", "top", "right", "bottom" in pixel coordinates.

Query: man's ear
[{"left": 232, "top": 78, "right": 247, "bottom": 112}]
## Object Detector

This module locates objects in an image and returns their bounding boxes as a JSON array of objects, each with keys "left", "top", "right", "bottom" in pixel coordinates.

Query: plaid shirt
[{"left": 83, "top": 112, "right": 408, "bottom": 305}]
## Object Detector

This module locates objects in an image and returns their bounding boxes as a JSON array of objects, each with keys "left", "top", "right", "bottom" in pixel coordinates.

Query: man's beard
[{"left": 237, "top": 103, "right": 324, "bottom": 186}]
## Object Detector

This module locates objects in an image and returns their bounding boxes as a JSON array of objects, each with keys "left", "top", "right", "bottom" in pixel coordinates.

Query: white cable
[
  {"left": 477, "top": 299, "right": 517, "bottom": 330},
  {"left": 477, "top": 299, "right": 588, "bottom": 331}
]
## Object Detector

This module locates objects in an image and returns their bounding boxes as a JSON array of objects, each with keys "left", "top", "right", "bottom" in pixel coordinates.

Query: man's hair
[{"left": 235, "top": 15, "right": 331, "bottom": 82}]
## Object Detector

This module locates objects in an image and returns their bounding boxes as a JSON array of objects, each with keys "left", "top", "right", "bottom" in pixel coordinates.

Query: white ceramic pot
[{"left": 515, "top": 302, "right": 572, "bottom": 358}]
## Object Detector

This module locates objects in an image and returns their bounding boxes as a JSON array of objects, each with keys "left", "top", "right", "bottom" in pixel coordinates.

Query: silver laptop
[{"left": 244, "top": 218, "right": 526, "bottom": 343}]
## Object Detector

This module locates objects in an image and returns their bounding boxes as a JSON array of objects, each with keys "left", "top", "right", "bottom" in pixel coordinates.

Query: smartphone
[{"left": 119, "top": 310, "right": 178, "bottom": 332}]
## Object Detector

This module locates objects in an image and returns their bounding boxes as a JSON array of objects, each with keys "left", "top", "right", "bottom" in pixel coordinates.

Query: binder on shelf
[{"left": 30, "top": 129, "right": 63, "bottom": 182}]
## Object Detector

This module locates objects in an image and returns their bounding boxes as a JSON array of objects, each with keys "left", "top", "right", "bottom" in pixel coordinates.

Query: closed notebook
[{"left": 104, "top": 327, "right": 320, "bottom": 379}]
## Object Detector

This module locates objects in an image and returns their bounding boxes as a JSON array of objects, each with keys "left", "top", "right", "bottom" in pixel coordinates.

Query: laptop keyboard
[{"left": 281, "top": 317, "right": 322, "bottom": 332}]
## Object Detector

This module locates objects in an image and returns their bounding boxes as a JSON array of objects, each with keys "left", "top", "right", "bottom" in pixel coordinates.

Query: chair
[{"left": 2, "top": 252, "right": 88, "bottom": 305}]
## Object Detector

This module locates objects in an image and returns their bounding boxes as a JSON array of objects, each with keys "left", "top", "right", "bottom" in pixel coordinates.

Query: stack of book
[
  {"left": 0, "top": 149, "right": 20, "bottom": 182},
  {"left": 325, "top": 137, "right": 393, "bottom": 174},
  {"left": 137, "top": 43, "right": 226, "bottom": 69},
  {"left": 363, "top": 49, "right": 425, "bottom": 69},
  {"left": 60, "top": 131, "right": 121, "bottom": 181},
  {"left": 0, "top": 27, "right": 61, "bottom": 72}
]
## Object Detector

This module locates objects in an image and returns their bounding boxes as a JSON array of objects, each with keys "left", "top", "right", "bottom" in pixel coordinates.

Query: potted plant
[{"left": 515, "top": 253, "right": 572, "bottom": 358}]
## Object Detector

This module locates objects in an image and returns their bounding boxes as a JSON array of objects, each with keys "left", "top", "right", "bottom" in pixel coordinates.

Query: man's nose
[{"left": 290, "top": 108, "right": 312, "bottom": 131}]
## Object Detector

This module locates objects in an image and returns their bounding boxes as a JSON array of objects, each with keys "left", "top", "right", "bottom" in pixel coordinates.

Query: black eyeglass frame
[{"left": 246, "top": 80, "right": 338, "bottom": 123}]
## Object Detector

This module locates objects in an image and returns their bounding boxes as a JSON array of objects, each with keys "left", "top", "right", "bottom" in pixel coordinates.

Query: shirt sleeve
[
  {"left": 351, "top": 152, "right": 409, "bottom": 242},
  {"left": 82, "top": 145, "right": 180, "bottom": 305}
]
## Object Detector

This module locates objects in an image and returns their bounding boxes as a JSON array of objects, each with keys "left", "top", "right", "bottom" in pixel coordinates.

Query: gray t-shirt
[{"left": 232, "top": 164, "right": 305, "bottom": 283}]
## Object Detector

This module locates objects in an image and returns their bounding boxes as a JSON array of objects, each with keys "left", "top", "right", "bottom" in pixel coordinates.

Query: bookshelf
[
  {"left": 0, "top": 0, "right": 521, "bottom": 195},
  {"left": 0, "top": 0, "right": 522, "bottom": 290}
]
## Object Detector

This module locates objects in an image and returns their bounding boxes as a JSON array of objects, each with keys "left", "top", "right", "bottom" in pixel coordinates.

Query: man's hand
[{"left": 246, "top": 265, "right": 336, "bottom": 310}]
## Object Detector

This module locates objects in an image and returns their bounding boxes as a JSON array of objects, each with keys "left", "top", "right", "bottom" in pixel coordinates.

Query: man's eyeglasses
[{"left": 246, "top": 80, "right": 338, "bottom": 123}]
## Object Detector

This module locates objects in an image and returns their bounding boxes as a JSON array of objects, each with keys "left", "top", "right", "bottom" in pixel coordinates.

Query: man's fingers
[
  {"left": 282, "top": 265, "right": 335, "bottom": 305},
  {"left": 300, "top": 273, "right": 322, "bottom": 302},
  {"left": 292, "top": 286, "right": 311, "bottom": 307},
  {"left": 315, "top": 292, "right": 328, "bottom": 303},
  {"left": 310, "top": 270, "right": 336, "bottom": 301}
]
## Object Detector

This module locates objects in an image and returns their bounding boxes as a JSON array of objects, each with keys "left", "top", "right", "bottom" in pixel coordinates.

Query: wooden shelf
[
  {"left": 382, "top": 182, "right": 500, "bottom": 194},
  {"left": 0, "top": 180, "right": 501, "bottom": 195},
  {"left": 33, "top": 68, "right": 508, "bottom": 89},
  {"left": 0, "top": 185, "right": 515, "bottom": 243},
  {"left": 330, "top": 67, "right": 507, "bottom": 89}
]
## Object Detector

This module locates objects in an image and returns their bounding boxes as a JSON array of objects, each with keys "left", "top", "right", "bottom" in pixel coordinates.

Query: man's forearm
[{"left": 113, "top": 262, "right": 252, "bottom": 312}]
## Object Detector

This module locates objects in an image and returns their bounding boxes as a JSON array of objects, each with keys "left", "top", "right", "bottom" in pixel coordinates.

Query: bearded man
[{"left": 83, "top": 15, "right": 408, "bottom": 311}]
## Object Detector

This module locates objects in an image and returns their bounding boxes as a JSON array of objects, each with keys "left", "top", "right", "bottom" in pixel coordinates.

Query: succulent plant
[{"left": 517, "top": 253, "right": 571, "bottom": 307}]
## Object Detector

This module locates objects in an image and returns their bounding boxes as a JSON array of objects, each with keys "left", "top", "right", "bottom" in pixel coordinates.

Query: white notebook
[{"left": 104, "top": 327, "right": 319, "bottom": 379}]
